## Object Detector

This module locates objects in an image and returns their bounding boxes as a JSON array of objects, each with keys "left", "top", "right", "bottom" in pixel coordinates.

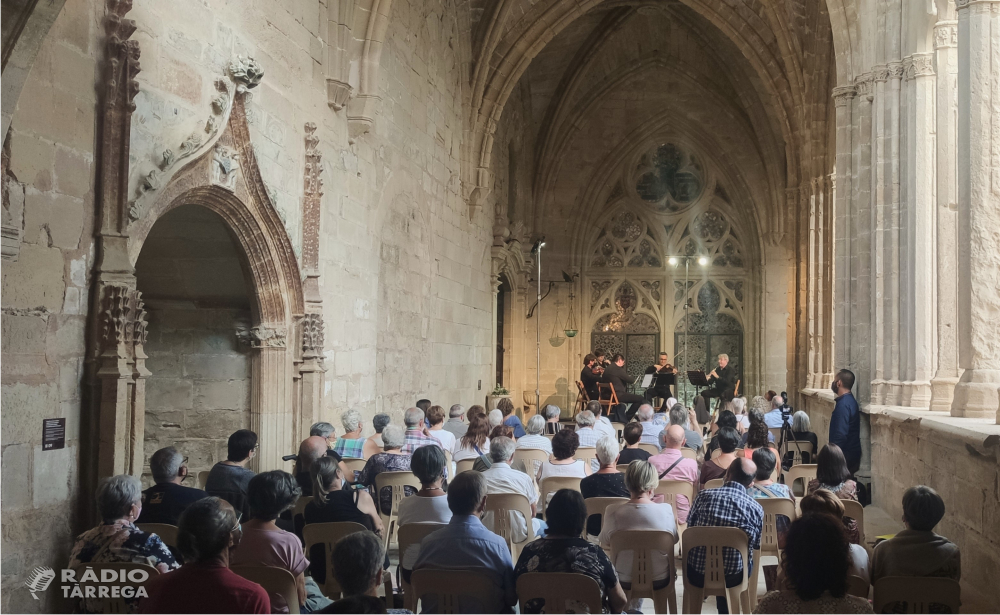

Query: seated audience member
[
  {"left": 765, "top": 390, "right": 778, "bottom": 402},
  {"left": 542, "top": 404, "right": 564, "bottom": 434},
  {"left": 807, "top": 443, "right": 860, "bottom": 544},
  {"left": 232, "top": 470, "right": 316, "bottom": 613},
  {"left": 320, "top": 532, "right": 393, "bottom": 614},
  {"left": 498, "top": 397, "right": 526, "bottom": 438},
  {"left": 333, "top": 409, "right": 366, "bottom": 459},
  {"left": 580, "top": 436, "right": 630, "bottom": 536},
  {"left": 400, "top": 407, "right": 442, "bottom": 454},
  {"left": 412, "top": 472, "right": 517, "bottom": 613},
  {"left": 747, "top": 396, "right": 770, "bottom": 430},
  {"left": 700, "top": 426, "right": 741, "bottom": 486},
  {"left": 482, "top": 436, "right": 544, "bottom": 541},
  {"left": 474, "top": 425, "right": 514, "bottom": 471},
  {"left": 669, "top": 403, "right": 703, "bottom": 450},
  {"left": 693, "top": 394, "right": 712, "bottom": 426},
  {"left": 741, "top": 408, "right": 776, "bottom": 452},
  {"left": 305, "top": 457, "right": 384, "bottom": 586},
  {"left": 755, "top": 513, "right": 874, "bottom": 614},
  {"left": 686, "top": 458, "right": 763, "bottom": 614},
  {"left": 635, "top": 404, "right": 662, "bottom": 448},
  {"left": 798, "top": 489, "right": 871, "bottom": 585},
  {"left": 467, "top": 404, "right": 487, "bottom": 421},
  {"left": 599, "top": 460, "right": 677, "bottom": 611},
  {"left": 296, "top": 435, "right": 340, "bottom": 495},
  {"left": 516, "top": 414, "right": 553, "bottom": 456},
  {"left": 72, "top": 475, "right": 179, "bottom": 613},
  {"left": 205, "top": 429, "right": 258, "bottom": 517},
  {"left": 425, "top": 404, "right": 456, "bottom": 452},
  {"left": 749, "top": 447, "right": 793, "bottom": 500},
  {"left": 872, "top": 485, "right": 960, "bottom": 582},
  {"left": 442, "top": 404, "right": 468, "bottom": 439},
  {"left": 359, "top": 425, "right": 415, "bottom": 515},
  {"left": 731, "top": 396, "right": 748, "bottom": 432},
  {"left": 514, "top": 490, "right": 628, "bottom": 614},
  {"left": 310, "top": 421, "right": 337, "bottom": 446},
  {"left": 708, "top": 408, "right": 738, "bottom": 441},
  {"left": 363, "top": 413, "right": 391, "bottom": 459},
  {"left": 764, "top": 395, "right": 786, "bottom": 428},
  {"left": 574, "top": 410, "right": 600, "bottom": 447},
  {"left": 138, "top": 446, "right": 208, "bottom": 526},
  {"left": 396, "top": 445, "right": 453, "bottom": 583},
  {"left": 488, "top": 408, "right": 504, "bottom": 429},
  {"left": 141, "top": 498, "right": 269, "bottom": 614},
  {"left": 781, "top": 410, "right": 818, "bottom": 468},
  {"left": 416, "top": 399, "right": 432, "bottom": 412},
  {"left": 618, "top": 423, "right": 652, "bottom": 464},
  {"left": 652, "top": 397, "right": 677, "bottom": 425},
  {"left": 586, "top": 400, "right": 618, "bottom": 440},
  {"left": 452, "top": 414, "right": 490, "bottom": 462},
  {"left": 538, "top": 429, "right": 589, "bottom": 492},
  {"left": 648, "top": 425, "right": 699, "bottom": 524}
]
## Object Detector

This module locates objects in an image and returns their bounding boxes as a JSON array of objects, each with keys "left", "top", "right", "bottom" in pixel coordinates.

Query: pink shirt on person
[
  {"left": 232, "top": 527, "right": 309, "bottom": 613},
  {"left": 647, "top": 449, "right": 699, "bottom": 524}
]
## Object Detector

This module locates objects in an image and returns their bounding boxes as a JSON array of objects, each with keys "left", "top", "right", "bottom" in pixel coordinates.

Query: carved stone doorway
[{"left": 135, "top": 204, "right": 254, "bottom": 485}]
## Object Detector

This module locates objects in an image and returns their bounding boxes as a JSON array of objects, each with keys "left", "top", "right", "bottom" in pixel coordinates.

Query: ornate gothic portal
[{"left": 585, "top": 142, "right": 751, "bottom": 402}]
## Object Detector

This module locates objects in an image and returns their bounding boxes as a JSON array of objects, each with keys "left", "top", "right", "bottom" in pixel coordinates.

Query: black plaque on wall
[{"left": 42, "top": 418, "right": 66, "bottom": 451}]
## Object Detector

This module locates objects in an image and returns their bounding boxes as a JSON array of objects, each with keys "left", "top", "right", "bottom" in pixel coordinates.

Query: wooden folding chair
[
  {"left": 873, "top": 576, "right": 961, "bottom": 613},
  {"left": 748, "top": 498, "right": 796, "bottom": 605},
  {"left": 681, "top": 526, "right": 751, "bottom": 614},
  {"left": 583, "top": 497, "right": 627, "bottom": 538},
  {"left": 638, "top": 443, "right": 660, "bottom": 456},
  {"left": 135, "top": 523, "right": 179, "bottom": 549},
  {"left": 198, "top": 471, "right": 210, "bottom": 489},
  {"left": 482, "top": 492, "right": 535, "bottom": 559},
  {"left": 342, "top": 458, "right": 367, "bottom": 482},
  {"left": 846, "top": 574, "right": 870, "bottom": 599},
  {"left": 516, "top": 572, "right": 603, "bottom": 614},
  {"left": 704, "top": 478, "right": 725, "bottom": 490},
  {"left": 539, "top": 476, "right": 582, "bottom": 517},
  {"left": 655, "top": 479, "right": 696, "bottom": 544},
  {"left": 410, "top": 568, "right": 498, "bottom": 614},
  {"left": 575, "top": 381, "right": 590, "bottom": 413},
  {"left": 231, "top": 565, "right": 301, "bottom": 614},
  {"left": 610, "top": 529, "right": 678, "bottom": 614},
  {"left": 302, "top": 521, "right": 369, "bottom": 598},
  {"left": 596, "top": 383, "right": 618, "bottom": 418},
  {"left": 71, "top": 562, "right": 159, "bottom": 614},
  {"left": 841, "top": 499, "right": 867, "bottom": 548},
  {"left": 397, "top": 523, "right": 447, "bottom": 612},
  {"left": 375, "top": 471, "right": 420, "bottom": 546},
  {"left": 783, "top": 463, "right": 817, "bottom": 497},
  {"left": 456, "top": 458, "right": 476, "bottom": 474}
]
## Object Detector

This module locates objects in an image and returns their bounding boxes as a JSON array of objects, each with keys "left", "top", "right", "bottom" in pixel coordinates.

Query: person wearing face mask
[
  {"left": 206, "top": 429, "right": 259, "bottom": 518},
  {"left": 137, "top": 446, "right": 209, "bottom": 526},
  {"left": 70, "top": 475, "right": 180, "bottom": 613},
  {"left": 142, "top": 497, "right": 271, "bottom": 614},
  {"left": 829, "top": 368, "right": 862, "bottom": 476}
]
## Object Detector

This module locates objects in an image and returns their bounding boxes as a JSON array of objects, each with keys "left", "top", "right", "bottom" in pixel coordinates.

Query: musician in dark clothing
[
  {"left": 644, "top": 352, "right": 678, "bottom": 410},
  {"left": 601, "top": 354, "right": 645, "bottom": 423},
  {"left": 580, "top": 353, "right": 603, "bottom": 401},
  {"left": 701, "top": 353, "right": 737, "bottom": 406}
]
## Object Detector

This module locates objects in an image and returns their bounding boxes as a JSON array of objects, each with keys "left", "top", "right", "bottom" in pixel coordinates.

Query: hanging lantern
[{"left": 564, "top": 292, "right": 579, "bottom": 337}]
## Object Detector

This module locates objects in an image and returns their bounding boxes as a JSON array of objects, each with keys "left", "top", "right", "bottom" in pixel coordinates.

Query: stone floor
[{"left": 386, "top": 505, "right": 994, "bottom": 613}]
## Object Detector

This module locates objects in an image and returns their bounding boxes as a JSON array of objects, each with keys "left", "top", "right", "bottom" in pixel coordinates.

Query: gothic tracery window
[{"left": 590, "top": 209, "right": 662, "bottom": 268}]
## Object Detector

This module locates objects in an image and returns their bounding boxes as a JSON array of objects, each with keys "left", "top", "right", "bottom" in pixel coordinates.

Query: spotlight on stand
[
  {"left": 531, "top": 238, "right": 546, "bottom": 255},
  {"left": 668, "top": 256, "right": 679, "bottom": 267}
]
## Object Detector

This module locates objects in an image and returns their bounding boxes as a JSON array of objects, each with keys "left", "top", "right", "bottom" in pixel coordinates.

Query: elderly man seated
[
  {"left": 647, "top": 425, "right": 699, "bottom": 524},
  {"left": 686, "top": 457, "right": 764, "bottom": 614},
  {"left": 574, "top": 410, "right": 600, "bottom": 448},
  {"left": 481, "top": 436, "right": 546, "bottom": 542},
  {"left": 635, "top": 404, "right": 661, "bottom": 448},
  {"left": 542, "top": 404, "right": 563, "bottom": 434},
  {"left": 332, "top": 409, "right": 366, "bottom": 459},
  {"left": 137, "top": 447, "right": 209, "bottom": 526},
  {"left": 442, "top": 403, "right": 469, "bottom": 439},
  {"left": 516, "top": 415, "right": 553, "bottom": 455},
  {"left": 413, "top": 472, "right": 517, "bottom": 613},
  {"left": 401, "top": 406, "right": 443, "bottom": 454},
  {"left": 764, "top": 395, "right": 785, "bottom": 428}
]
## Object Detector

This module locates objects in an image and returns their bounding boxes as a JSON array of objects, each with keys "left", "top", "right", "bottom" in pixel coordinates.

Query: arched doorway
[{"left": 135, "top": 205, "right": 254, "bottom": 484}]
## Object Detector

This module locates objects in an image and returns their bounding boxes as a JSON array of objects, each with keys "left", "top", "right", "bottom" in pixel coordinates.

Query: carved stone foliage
[
  {"left": 99, "top": 284, "right": 149, "bottom": 356},
  {"left": 633, "top": 143, "right": 704, "bottom": 213},
  {"left": 229, "top": 55, "right": 264, "bottom": 92},
  {"left": 302, "top": 122, "right": 323, "bottom": 274},
  {"left": 211, "top": 145, "right": 240, "bottom": 191},
  {"left": 236, "top": 322, "right": 287, "bottom": 348},
  {"left": 301, "top": 313, "right": 325, "bottom": 355}
]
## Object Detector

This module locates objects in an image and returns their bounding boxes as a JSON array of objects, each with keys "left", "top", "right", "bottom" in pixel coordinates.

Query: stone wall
[{"left": 141, "top": 304, "right": 252, "bottom": 486}]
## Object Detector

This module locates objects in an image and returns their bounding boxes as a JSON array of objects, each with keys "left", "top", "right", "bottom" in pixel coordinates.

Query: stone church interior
[{"left": 2, "top": 0, "right": 998, "bottom": 612}]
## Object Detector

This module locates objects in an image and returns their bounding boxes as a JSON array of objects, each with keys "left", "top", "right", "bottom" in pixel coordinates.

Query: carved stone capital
[
  {"left": 909, "top": 53, "right": 935, "bottom": 78},
  {"left": 888, "top": 62, "right": 905, "bottom": 80},
  {"left": 934, "top": 21, "right": 958, "bottom": 48},
  {"left": 956, "top": 0, "right": 1000, "bottom": 9},
  {"left": 99, "top": 284, "right": 148, "bottom": 361},
  {"left": 832, "top": 85, "right": 856, "bottom": 107},
  {"left": 855, "top": 74, "right": 875, "bottom": 99},
  {"left": 872, "top": 64, "right": 890, "bottom": 83},
  {"left": 301, "top": 313, "right": 325, "bottom": 356},
  {"left": 327, "top": 79, "right": 353, "bottom": 111}
]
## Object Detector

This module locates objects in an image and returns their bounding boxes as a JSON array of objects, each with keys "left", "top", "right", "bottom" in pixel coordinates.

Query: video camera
[{"left": 779, "top": 391, "right": 793, "bottom": 420}]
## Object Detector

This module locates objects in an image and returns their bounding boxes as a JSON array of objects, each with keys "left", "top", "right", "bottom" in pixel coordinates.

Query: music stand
[{"left": 687, "top": 370, "right": 709, "bottom": 396}]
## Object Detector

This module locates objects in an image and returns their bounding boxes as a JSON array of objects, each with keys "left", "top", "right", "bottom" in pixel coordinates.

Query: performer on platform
[
  {"left": 580, "top": 354, "right": 602, "bottom": 401},
  {"left": 602, "top": 354, "right": 644, "bottom": 423},
  {"left": 644, "top": 352, "right": 678, "bottom": 410},
  {"left": 701, "top": 353, "right": 737, "bottom": 407},
  {"left": 593, "top": 349, "right": 610, "bottom": 370}
]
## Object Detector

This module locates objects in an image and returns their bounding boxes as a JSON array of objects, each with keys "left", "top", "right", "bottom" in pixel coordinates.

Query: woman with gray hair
[
  {"left": 543, "top": 404, "right": 563, "bottom": 434},
  {"left": 69, "top": 475, "right": 179, "bottom": 612},
  {"left": 487, "top": 408, "right": 504, "bottom": 429},
  {"left": 580, "top": 436, "right": 629, "bottom": 536},
  {"left": 516, "top": 414, "right": 553, "bottom": 455},
  {"left": 358, "top": 424, "right": 415, "bottom": 515},
  {"left": 781, "top": 410, "right": 819, "bottom": 468}
]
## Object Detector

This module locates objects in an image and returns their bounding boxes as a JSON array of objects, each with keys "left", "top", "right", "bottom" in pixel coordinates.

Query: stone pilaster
[
  {"left": 930, "top": 19, "right": 961, "bottom": 412},
  {"left": 833, "top": 85, "right": 856, "bottom": 373},
  {"left": 952, "top": 0, "right": 1000, "bottom": 421},
  {"left": 871, "top": 65, "right": 889, "bottom": 404},
  {"left": 851, "top": 75, "right": 874, "bottom": 404},
  {"left": 884, "top": 61, "right": 905, "bottom": 405},
  {"left": 822, "top": 173, "right": 836, "bottom": 385}
]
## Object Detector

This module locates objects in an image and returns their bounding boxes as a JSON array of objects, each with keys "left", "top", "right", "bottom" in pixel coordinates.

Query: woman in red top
[{"left": 141, "top": 497, "right": 270, "bottom": 614}]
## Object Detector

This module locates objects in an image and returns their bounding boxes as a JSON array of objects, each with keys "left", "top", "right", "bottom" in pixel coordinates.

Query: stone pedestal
[{"left": 952, "top": 0, "right": 1000, "bottom": 420}]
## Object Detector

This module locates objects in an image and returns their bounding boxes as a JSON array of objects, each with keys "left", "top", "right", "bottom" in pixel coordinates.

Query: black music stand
[{"left": 687, "top": 370, "right": 710, "bottom": 397}]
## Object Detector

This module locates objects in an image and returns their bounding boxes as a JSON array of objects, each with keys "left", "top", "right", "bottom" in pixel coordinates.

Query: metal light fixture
[
  {"left": 564, "top": 292, "right": 578, "bottom": 337},
  {"left": 667, "top": 254, "right": 709, "bottom": 405}
]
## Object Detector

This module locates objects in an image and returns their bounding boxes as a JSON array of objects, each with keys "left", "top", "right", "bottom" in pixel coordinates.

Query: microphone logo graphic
[{"left": 24, "top": 566, "right": 56, "bottom": 599}]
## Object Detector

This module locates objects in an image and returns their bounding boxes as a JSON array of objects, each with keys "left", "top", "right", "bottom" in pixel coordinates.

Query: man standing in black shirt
[
  {"left": 602, "top": 354, "right": 645, "bottom": 422},
  {"left": 701, "top": 353, "right": 737, "bottom": 409},
  {"left": 138, "top": 447, "right": 209, "bottom": 526}
]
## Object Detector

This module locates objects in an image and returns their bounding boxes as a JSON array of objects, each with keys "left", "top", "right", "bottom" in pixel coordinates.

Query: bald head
[
  {"left": 662, "top": 425, "right": 686, "bottom": 449},
  {"left": 298, "top": 435, "right": 329, "bottom": 467},
  {"left": 725, "top": 457, "right": 757, "bottom": 487}
]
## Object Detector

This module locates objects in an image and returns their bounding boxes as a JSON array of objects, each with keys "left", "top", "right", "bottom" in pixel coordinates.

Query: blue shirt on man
[
  {"left": 830, "top": 391, "right": 862, "bottom": 466},
  {"left": 763, "top": 408, "right": 785, "bottom": 429}
]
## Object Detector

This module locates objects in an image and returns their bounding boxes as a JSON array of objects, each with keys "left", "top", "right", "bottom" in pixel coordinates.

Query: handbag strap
[{"left": 658, "top": 457, "right": 684, "bottom": 479}]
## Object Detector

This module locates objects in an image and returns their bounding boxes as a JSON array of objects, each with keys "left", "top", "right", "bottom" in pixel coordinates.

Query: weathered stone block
[
  {"left": 1, "top": 383, "right": 57, "bottom": 446},
  {"left": 1, "top": 444, "right": 32, "bottom": 509},
  {"left": 1, "top": 314, "right": 48, "bottom": 356},
  {"left": 193, "top": 379, "right": 248, "bottom": 410},
  {"left": 185, "top": 408, "right": 248, "bottom": 440},
  {"left": 53, "top": 146, "right": 92, "bottom": 200},
  {"left": 0, "top": 244, "right": 65, "bottom": 310},
  {"left": 184, "top": 354, "right": 249, "bottom": 380},
  {"left": 146, "top": 378, "right": 194, "bottom": 410},
  {"left": 8, "top": 130, "right": 55, "bottom": 190},
  {"left": 32, "top": 444, "right": 74, "bottom": 507}
]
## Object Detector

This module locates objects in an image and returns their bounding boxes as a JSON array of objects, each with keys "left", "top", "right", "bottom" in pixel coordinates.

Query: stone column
[
  {"left": 884, "top": 62, "right": 905, "bottom": 405},
  {"left": 807, "top": 177, "right": 821, "bottom": 389},
  {"left": 952, "top": 0, "right": 1000, "bottom": 420},
  {"left": 833, "top": 85, "right": 856, "bottom": 372},
  {"left": 822, "top": 173, "right": 836, "bottom": 384},
  {"left": 851, "top": 76, "right": 874, "bottom": 404},
  {"left": 905, "top": 53, "right": 937, "bottom": 407},
  {"left": 299, "top": 314, "right": 326, "bottom": 441},
  {"left": 871, "top": 66, "right": 889, "bottom": 404},
  {"left": 930, "top": 19, "right": 961, "bottom": 411}
]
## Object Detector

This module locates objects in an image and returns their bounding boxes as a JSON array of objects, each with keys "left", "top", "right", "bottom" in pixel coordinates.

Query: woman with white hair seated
[
  {"left": 543, "top": 404, "right": 563, "bottom": 434},
  {"left": 516, "top": 415, "right": 553, "bottom": 455},
  {"left": 488, "top": 408, "right": 504, "bottom": 429},
  {"left": 580, "top": 436, "right": 629, "bottom": 536},
  {"left": 599, "top": 461, "right": 677, "bottom": 610},
  {"left": 731, "top": 396, "right": 749, "bottom": 432},
  {"left": 69, "top": 475, "right": 179, "bottom": 613},
  {"left": 782, "top": 410, "right": 818, "bottom": 468},
  {"left": 357, "top": 425, "right": 415, "bottom": 516}
]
